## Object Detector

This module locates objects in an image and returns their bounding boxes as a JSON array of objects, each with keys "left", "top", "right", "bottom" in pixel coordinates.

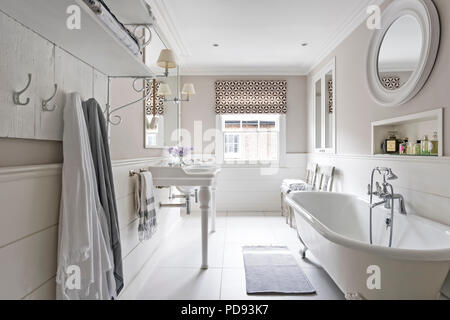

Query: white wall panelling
[
  {"left": 93, "top": 70, "right": 109, "bottom": 111},
  {"left": 0, "top": 10, "right": 109, "bottom": 141},
  {"left": 0, "top": 11, "right": 53, "bottom": 139},
  {"left": 0, "top": 158, "right": 182, "bottom": 300},
  {"left": 307, "top": 153, "right": 450, "bottom": 226}
]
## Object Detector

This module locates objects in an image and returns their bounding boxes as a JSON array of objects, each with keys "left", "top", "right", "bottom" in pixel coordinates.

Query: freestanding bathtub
[{"left": 286, "top": 192, "right": 450, "bottom": 300}]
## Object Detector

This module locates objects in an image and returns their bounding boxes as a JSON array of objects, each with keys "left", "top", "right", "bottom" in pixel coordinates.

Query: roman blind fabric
[
  {"left": 215, "top": 80, "right": 287, "bottom": 114},
  {"left": 145, "top": 81, "right": 165, "bottom": 115}
]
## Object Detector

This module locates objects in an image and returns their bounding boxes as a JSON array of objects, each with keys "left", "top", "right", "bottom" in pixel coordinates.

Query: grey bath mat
[{"left": 242, "top": 246, "right": 316, "bottom": 294}]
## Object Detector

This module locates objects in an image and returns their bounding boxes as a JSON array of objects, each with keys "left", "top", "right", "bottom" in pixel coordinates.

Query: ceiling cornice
[
  {"left": 144, "top": 0, "right": 191, "bottom": 58},
  {"left": 305, "top": 0, "right": 386, "bottom": 74},
  {"left": 179, "top": 66, "right": 309, "bottom": 76}
]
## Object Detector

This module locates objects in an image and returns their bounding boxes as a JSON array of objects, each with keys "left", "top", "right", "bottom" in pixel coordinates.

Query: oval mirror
[
  {"left": 367, "top": 0, "right": 440, "bottom": 107},
  {"left": 377, "top": 15, "right": 423, "bottom": 90}
]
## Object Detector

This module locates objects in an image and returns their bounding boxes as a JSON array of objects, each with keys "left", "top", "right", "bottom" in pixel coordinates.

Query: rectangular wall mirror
[
  {"left": 143, "top": 28, "right": 180, "bottom": 149},
  {"left": 312, "top": 57, "right": 336, "bottom": 153}
]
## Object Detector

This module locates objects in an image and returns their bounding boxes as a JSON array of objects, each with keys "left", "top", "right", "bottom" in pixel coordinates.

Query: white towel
[
  {"left": 56, "top": 93, "right": 116, "bottom": 300},
  {"left": 134, "top": 171, "right": 157, "bottom": 241},
  {"left": 281, "top": 179, "right": 312, "bottom": 193}
]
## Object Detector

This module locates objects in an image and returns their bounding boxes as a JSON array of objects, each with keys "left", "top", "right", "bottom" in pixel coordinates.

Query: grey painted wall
[{"left": 109, "top": 78, "right": 165, "bottom": 160}]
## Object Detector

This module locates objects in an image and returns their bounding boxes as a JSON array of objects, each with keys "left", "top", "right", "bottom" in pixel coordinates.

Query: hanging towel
[
  {"left": 82, "top": 98, "right": 124, "bottom": 295},
  {"left": 134, "top": 171, "right": 158, "bottom": 241},
  {"left": 56, "top": 93, "right": 116, "bottom": 300}
]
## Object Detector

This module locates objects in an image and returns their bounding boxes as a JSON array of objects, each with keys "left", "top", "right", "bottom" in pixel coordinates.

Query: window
[
  {"left": 218, "top": 114, "right": 282, "bottom": 164},
  {"left": 144, "top": 115, "right": 164, "bottom": 148}
]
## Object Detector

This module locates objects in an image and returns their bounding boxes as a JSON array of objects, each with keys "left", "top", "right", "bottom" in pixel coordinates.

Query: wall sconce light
[
  {"left": 157, "top": 83, "right": 172, "bottom": 97},
  {"left": 158, "top": 82, "right": 196, "bottom": 103},
  {"left": 181, "top": 83, "right": 196, "bottom": 101},
  {"left": 157, "top": 49, "right": 177, "bottom": 77}
]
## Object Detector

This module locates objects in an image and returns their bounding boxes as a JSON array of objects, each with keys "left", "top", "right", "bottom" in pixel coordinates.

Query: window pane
[
  {"left": 224, "top": 133, "right": 240, "bottom": 159},
  {"left": 260, "top": 121, "right": 276, "bottom": 130},
  {"left": 241, "top": 132, "right": 258, "bottom": 160},
  {"left": 146, "top": 134, "right": 157, "bottom": 147},
  {"left": 221, "top": 115, "right": 280, "bottom": 163},
  {"left": 225, "top": 120, "right": 241, "bottom": 130},
  {"left": 242, "top": 120, "right": 258, "bottom": 130},
  {"left": 258, "top": 132, "right": 278, "bottom": 161}
]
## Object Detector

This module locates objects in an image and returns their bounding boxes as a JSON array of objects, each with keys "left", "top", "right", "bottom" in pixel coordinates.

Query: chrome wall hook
[
  {"left": 42, "top": 84, "right": 58, "bottom": 112},
  {"left": 13, "top": 73, "right": 32, "bottom": 106}
]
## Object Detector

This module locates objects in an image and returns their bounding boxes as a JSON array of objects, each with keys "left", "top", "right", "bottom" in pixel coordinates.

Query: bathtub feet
[{"left": 300, "top": 247, "right": 307, "bottom": 259}]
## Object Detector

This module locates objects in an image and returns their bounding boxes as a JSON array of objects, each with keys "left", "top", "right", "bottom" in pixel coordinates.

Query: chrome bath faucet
[{"left": 367, "top": 167, "right": 407, "bottom": 248}]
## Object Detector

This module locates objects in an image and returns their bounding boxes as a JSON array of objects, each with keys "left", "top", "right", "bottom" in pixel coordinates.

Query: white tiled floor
[{"left": 135, "top": 211, "right": 345, "bottom": 300}]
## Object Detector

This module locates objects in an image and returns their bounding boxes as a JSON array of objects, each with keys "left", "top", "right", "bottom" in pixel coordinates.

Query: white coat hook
[
  {"left": 13, "top": 73, "right": 32, "bottom": 106},
  {"left": 42, "top": 84, "right": 58, "bottom": 112}
]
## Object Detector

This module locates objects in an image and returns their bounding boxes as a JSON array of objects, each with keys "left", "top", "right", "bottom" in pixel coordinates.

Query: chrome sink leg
[{"left": 186, "top": 193, "right": 191, "bottom": 215}]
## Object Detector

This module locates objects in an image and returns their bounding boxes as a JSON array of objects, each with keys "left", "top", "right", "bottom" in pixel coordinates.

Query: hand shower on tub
[{"left": 367, "top": 167, "right": 407, "bottom": 247}]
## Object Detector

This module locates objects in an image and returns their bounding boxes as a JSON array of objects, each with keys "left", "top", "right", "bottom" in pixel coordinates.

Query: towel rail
[{"left": 129, "top": 168, "right": 148, "bottom": 176}]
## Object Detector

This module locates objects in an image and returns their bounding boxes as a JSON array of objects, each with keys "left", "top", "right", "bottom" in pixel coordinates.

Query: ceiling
[{"left": 146, "top": 0, "right": 384, "bottom": 75}]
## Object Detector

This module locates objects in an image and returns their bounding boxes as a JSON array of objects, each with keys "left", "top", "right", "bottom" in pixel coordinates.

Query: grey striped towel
[{"left": 134, "top": 171, "right": 157, "bottom": 241}]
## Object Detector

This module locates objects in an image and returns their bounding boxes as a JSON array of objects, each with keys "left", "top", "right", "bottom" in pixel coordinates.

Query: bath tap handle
[{"left": 376, "top": 182, "right": 382, "bottom": 196}]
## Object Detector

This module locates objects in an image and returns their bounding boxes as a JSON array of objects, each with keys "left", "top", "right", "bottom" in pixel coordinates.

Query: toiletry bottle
[
  {"left": 384, "top": 131, "right": 399, "bottom": 154},
  {"left": 399, "top": 138, "right": 408, "bottom": 155},
  {"left": 421, "top": 135, "right": 430, "bottom": 156},
  {"left": 407, "top": 140, "right": 414, "bottom": 155},
  {"left": 415, "top": 140, "right": 422, "bottom": 155},
  {"left": 430, "top": 131, "right": 438, "bottom": 156}
]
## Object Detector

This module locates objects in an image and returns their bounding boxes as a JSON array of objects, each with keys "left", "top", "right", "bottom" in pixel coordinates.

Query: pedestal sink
[{"left": 147, "top": 163, "right": 221, "bottom": 269}]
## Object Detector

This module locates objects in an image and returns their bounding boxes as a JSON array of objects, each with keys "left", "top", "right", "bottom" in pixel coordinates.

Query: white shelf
[
  {"left": 371, "top": 108, "right": 443, "bottom": 157},
  {"left": 104, "top": 0, "right": 152, "bottom": 24},
  {"left": 0, "top": 0, "right": 153, "bottom": 77}
]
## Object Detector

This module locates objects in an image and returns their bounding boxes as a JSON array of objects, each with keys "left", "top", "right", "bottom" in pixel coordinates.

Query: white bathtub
[{"left": 286, "top": 192, "right": 450, "bottom": 300}]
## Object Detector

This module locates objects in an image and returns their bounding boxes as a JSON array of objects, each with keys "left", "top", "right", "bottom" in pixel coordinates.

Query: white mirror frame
[
  {"left": 367, "top": 0, "right": 440, "bottom": 107},
  {"left": 312, "top": 57, "right": 336, "bottom": 154}
]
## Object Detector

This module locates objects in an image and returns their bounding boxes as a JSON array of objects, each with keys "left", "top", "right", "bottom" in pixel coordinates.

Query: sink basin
[
  {"left": 147, "top": 164, "right": 221, "bottom": 187},
  {"left": 177, "top": 186, "right": 196, "bottom": 194},
  {"left": 182, "top": 165, "right": 221, "bottom": 175}
]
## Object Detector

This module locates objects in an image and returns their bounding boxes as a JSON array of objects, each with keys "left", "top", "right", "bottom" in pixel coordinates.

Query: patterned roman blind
[
  {"left": 215, "top": 80, "right": 287, "bottom": 114},
  {"left": 145, "top": 81, "right": 165, "bottom": 115}
]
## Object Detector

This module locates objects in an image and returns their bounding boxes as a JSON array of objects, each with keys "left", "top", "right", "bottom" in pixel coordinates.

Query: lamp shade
[
  {"left": 157, "top": 49, "right": 177, "bottom": 70},
  {"left": 157, "top": 83, "right": 172, "bottom": 96},
  {"left": 182, "top": 83, "right": 196, "bottom": 95}
]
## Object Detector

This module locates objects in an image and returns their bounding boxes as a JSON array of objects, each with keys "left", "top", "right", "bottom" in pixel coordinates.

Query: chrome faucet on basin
[{"left": 367, "top": 167, "right": 407, "bottom": 248}]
